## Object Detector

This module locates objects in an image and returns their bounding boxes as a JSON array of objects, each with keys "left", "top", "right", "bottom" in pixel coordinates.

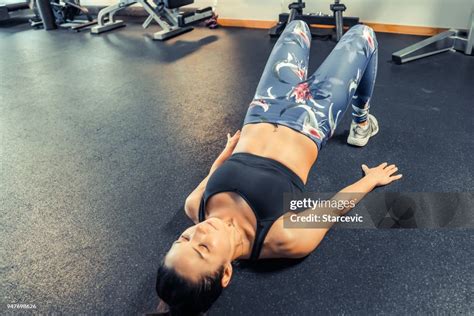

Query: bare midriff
[{"left": 233, "top": 123, "right": 319, "bottom": 184}]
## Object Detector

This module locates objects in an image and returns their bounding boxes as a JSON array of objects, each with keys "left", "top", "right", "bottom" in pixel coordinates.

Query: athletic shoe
[{"left": 347, "top": 114, "right": 379, "bottom": 147}]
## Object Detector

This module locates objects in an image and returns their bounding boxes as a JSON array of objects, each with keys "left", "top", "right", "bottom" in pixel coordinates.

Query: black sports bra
[{"left": 198, "top": 152, "right": 305, "bottom": 260}]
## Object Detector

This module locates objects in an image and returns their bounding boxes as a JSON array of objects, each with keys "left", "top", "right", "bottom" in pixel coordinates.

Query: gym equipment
[
  {"left": 90, "top": 0, "right": 213, "bottom": 41},
  {"left": 204, "top": 13, "right": 218, "bottom": 29},
  {"left": 0, "top": 0, "right": 31, "bottom": 21},
  {"left": 33, "top": 0, "right": 97, "bottom": 31},
  {"left": 392, "top": 7, "right": 474, "bottom": 64},
  {"left": 269, "top": 0, "right": 359, "bottom": 41},
  {"left": 35, "top": 0, "right": 55, "bottom": 29}
]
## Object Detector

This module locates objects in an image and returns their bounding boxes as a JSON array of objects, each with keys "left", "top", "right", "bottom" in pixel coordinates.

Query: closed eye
[
  {"left": 174, "top": 235, "right": 189, "bottom": 243},
  {"left": 176, "top": 236, "right": 209, "bottom": 254}
]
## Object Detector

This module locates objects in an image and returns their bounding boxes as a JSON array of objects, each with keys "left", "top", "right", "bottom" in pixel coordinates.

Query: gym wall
[{"left": 82, "top": 0, "right": 473, "bottom": 29}]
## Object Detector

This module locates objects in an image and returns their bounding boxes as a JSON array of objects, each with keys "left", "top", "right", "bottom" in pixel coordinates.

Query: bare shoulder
[
  {"left": 261, "top": 217, "right": 307, "bottom": 259},
  {"left": 184, "top": 192, "right": 200, "bottom": 224},
  {"left": 262, "top": 215, "right": 327, "bottom": 259}
]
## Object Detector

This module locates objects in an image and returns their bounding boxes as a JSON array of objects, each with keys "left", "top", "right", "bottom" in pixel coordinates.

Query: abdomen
[{"left": 233, "top": 123, "right": 318, "bottom": 184}]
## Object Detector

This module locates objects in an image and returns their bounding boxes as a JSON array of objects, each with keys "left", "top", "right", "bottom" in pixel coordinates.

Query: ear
[{"left": 220, "top": 262, "right": 233, "bottom": 288}]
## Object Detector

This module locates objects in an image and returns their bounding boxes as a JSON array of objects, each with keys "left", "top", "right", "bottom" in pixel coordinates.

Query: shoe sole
[{"left": 347, "top": 115, "right": 379, "bottom": 147}]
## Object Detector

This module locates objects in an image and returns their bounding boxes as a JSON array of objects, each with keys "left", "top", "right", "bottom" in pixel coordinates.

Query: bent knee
[
  {"left": 286, "top": 20, "right": 311, "bottom": 37},
  {"left": 287, "top": 19, "right": 309, "bottom": 31},
  {"left": 347, "top": 24, "right": 378, "bottom": 51}
]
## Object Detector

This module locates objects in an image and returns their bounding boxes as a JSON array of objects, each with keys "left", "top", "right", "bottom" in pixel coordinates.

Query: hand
[
  {"left": 210, "top": 130, "right": 241, "bottom": 173},
  {"left": 224, "top": 130, "right": 241, "bottom": 152},
  {"left": 362, "top": 162, "right": 403, "bottom": 187}
]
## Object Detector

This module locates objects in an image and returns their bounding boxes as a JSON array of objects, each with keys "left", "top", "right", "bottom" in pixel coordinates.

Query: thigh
[
  {"left": 308, "top": 24, "right": 377, "bottom": 109},
  {"left": 284, "top": 25, "right": 377, "bottom": 142},
  {"left": 253, "top": 20, "right": 312, "bottom": 101}
]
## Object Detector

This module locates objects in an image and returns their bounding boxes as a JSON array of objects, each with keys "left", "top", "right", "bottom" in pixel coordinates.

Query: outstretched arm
[
  {"left": 184, "top": 131, "right": 241, "bottom": 223},
  {"left": 281, "top": 162, "right": 402, "bottom": 258}
]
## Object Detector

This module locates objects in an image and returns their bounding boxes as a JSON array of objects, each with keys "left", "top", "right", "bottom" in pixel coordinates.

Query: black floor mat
[{"left": 1, "top": 22, "right": 473, "bottom": 314}]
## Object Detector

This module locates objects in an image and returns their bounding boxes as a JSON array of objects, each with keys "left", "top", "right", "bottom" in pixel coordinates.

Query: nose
[{"left": 193, "top": 223, "right": 209, "bottom": 237}]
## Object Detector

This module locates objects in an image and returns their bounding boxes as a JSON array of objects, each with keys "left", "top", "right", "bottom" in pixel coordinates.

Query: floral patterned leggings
[{"left": 243, "top": 20, "right": 378, "bottom": 149}]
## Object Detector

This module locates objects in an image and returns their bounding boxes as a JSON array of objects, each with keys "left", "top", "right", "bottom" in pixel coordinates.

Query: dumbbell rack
[{"left": 269, "top": 0, "right": 359, "bottom": 41}]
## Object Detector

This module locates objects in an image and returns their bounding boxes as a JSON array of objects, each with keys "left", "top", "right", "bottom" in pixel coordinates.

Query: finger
[
  {"left": 232, "top": 130, "right": 240, "bottom": 138},
  {"left": 230, "top": 134, "right": 239, "bottom": 142},
  {"left": 361, "top": 164, "right": 369, "bottom": 174},
  {"left": 227, "top": 133, "right": 231, "bottom": 141},
  {"left": 378, "top": 162, "right": 388, "bottom": 169},
  {"left": 385, "top": 164, "right": 396, "bottom": 170},
  {"left": 387, "top": 167, "right": 399, "bottom": 176},
  {"left": 389, "top": 174, "right": 403, "bottom": 181}
]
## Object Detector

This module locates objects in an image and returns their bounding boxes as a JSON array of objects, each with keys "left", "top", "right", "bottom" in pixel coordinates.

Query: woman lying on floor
[{"left": 155, "top": 20, "right": 402, "bottom": 315}]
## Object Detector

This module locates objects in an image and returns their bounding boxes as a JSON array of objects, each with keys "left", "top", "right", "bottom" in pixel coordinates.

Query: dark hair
[{"left": 155, "top": 261, "right": 225, "bottom": 316}]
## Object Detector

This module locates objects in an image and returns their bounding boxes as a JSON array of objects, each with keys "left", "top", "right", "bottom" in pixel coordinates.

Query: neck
[
  {"left": 207, "top": 209, "right": 253, "bottom": 260},
  {"left": 230, "top": 217, "right": 253, "bottom": 260}
]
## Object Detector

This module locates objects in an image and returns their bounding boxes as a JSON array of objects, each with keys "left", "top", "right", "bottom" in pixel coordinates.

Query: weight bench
[
  {"left": 90, "top": 0, "right": 213, "bottom": 41},
  {"left": 0, "top": 1, "right": 30, "bottom": 21},
  {"left": 392, "top": 7, "right": 473, "bottom": 64}
]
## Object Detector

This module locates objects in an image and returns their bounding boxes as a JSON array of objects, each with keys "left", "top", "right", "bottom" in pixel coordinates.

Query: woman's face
[{"left": 164, "top": 217, "right": 235, "bottom": 282}]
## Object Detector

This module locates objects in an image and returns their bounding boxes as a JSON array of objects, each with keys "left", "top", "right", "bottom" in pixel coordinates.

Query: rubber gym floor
[{"left": 1, "top": 19, "right": 473, "bottom": 315}]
